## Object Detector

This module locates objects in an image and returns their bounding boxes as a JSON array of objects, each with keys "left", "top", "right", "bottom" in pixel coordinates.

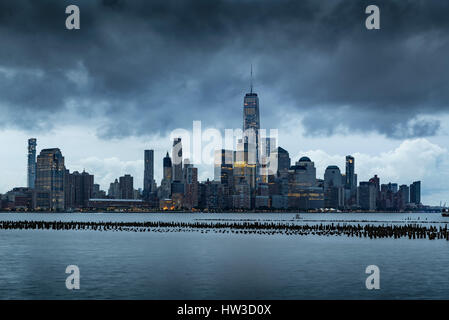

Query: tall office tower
[
  {"left": 410, "top": 181, "right": 421, "bottom": 205},
  {"left": 27, "top": 138, "right": 37, "bottom": 189},
  {"left": 163, "top": 152, "right": 172, "bottom": 181},
  {"left": 324, "top": 166, "right": 343, "bottom": 189},
  {"left": 172, "top": 138, "right": 183, "bottom": 181},
  {"left": 345, "top": 155, "right": 355, "bottom": 190},
  {"left": 159, "top": 152, "right": 173, "bottom": 200},
  {"left": 324, "top": 165, "right": 344, "bottom": 209},
  {"left": 399, "top": 184, "right": 410, "bottom": 209},
  {"left": 143, "top": 150, "right": 155, "bottom": 197},
  {"left": 119, "top": 174, "right": 134, "bottom": 199},
  {"left": 243, "top": 66, "right": 260, "bottom": 173},
  {"left": 35, "top": 148, "right": 65, "bottom": 211}
]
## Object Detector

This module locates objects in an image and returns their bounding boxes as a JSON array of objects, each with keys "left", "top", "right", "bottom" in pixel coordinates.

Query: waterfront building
[
  {"left": 324, "top": 165, "right": 344, "bottom": 209},
  {"left": 35, "top": 148, "right": 65, "bottom": 211},
  {"left": 119, "top": 174, "right": 134, "bottom": 199},
  {"left": 65, "top": 170, "right": 94, "bottom": 209},
  {"left": 345, "top": 156, "right": 355, "bottom": 190},
  {"left": 27, "top": 138, "right": 37, "bottom": 189},
  {"left": 410, "top": 181, "right": 421, "bottom": 205},
  {"left": 3, "top": 187, "right": 34, "bottom": 210},
  {"left": 358, "top": 181, "right": 377, "bottom": 211},
  {"left": 88, "top": 198, "right": 148, "bottom": 210},
  {"left": 399, "top": 184, "right": 410, "bottom": 210},
  {"left": 344, "top": 155, "right": 357, "bottom": 207},
  {"left": 143, "top": 149, "right": 155, "bottom": 198}
]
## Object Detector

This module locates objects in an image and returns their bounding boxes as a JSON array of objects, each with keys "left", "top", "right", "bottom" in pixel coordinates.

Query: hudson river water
[{"left": 0, "top": 212, "right": 448, "bottom": 299}]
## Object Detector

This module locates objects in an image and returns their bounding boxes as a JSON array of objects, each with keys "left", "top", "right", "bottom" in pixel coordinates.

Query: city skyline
[
  {"left": 1, "top": 1, "right": 449, "bottom": 205},
  {"left": 0, "top": 81, "right": 427, "bottom": 211},
  {"left": 0, "top": 91, "right": 444, "bottom": 205}
]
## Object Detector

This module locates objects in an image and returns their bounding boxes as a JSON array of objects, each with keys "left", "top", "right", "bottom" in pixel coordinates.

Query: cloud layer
[
  {"left": 301, "top": 138, "right": 449, "bottom": 204},
  {"left": 1, "top": 0, "right": 449, "bottom": 139}
]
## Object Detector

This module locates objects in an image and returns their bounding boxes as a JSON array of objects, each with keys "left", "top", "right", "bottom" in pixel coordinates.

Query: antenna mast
[{"left": 250, "top": 64, "right": 253, "bottom": 94}]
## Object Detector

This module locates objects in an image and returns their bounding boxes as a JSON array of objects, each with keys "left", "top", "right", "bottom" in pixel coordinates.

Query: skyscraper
[
  {"left": 243, "top": 66, "right": 260, "bottom": 177},
  {"left": 172, "top": 138, "right": 183, "bottom": 181},
  {"left": 324, "top": 165, "right": 344, "bottom": 209},
  {"left": 143, "top": 149, "right": 155, "bottom": 197},
  {"left": 35, "top": 148, "right": 65, "bottom": 211},
  {"left": 358, "top": 181, "right": 377, "bottom": 211},
  {"left": 243, "top": 66, "right": 260, "bottom": 135},
  {"left": 27, "top": 138, "right": 37, "bottom": 189},
  {"left": 163, "top": 152, "right": 172, "bottom": 181},
  {"left": 399, "top": 184, "right": 410, "bottom": 210},
  {"left": 159, "top": 152, "right": 173, "bottom": 200},
  {"left": 410, "top": 181, "right": 421, "bottom": 205},
  {"left": 345, "top": 155, "right": 355, "bottom": 190},
  {"left": 119, "top": 174, "right": 134, "bottom": 199},
  {"left": 65, "top": 170, "right": 94, "bottom": 208},
  {"left": 271, "top": 147, "right": 291, "bottom": 177}
]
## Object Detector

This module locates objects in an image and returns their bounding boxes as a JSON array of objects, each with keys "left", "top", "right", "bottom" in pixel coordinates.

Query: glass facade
[
  {"left": 27, "top": 138, "right": 37, "bottom": 189},
  {"left": 35, "top": 148, "right": 65, "bottom": 211}
]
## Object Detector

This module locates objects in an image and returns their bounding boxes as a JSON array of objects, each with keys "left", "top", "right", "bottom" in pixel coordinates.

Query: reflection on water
[{"left": 0, "top": 212, "right": 448, "bottom": 300}]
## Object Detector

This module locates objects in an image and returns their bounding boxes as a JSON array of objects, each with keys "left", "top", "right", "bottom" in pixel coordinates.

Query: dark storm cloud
[{"left": 0, "top": 0, "right": 449, "bottom": 138}]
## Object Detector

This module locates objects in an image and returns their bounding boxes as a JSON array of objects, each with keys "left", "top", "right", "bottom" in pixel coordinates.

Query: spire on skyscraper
[{"left": 250, "top": 64, "right": 253, "bottom": 94}]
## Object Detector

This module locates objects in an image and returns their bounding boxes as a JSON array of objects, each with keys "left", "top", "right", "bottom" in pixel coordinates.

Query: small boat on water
[
  {"left": 295, "top": 213, "right": 302, "bottom": 219},
  {"left": 442, "top": 209, "right": 449, "bottom": 217}
]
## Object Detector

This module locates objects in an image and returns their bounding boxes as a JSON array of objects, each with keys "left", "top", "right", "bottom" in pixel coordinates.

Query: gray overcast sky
[{"left": 1, "top": 0, "right": 449, "bottom": 205}]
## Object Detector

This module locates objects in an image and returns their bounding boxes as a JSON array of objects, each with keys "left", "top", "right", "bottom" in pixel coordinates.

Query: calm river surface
[{"left": 0, "top": 212, "right": 448, "bottom": 299}]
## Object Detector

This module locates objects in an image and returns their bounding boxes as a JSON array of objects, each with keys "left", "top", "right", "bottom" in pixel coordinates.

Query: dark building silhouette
[
  {"left": 273, "top": 147, "right": 291, "bottom": 177},
  {"left": 358, "top": 181, "right": 376, "bottom": 211},
  {"left": 410, "top": 181, "right": 421, "bottom": 205},
  {"left": 119, "top": 174, "right": 134, "bottom": 199},
  {"left": 143, "top": 149, "right": 155, "bottom": 198},
  {"left": 65, "top": 170, "right": 94, "bottom": 208}
]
